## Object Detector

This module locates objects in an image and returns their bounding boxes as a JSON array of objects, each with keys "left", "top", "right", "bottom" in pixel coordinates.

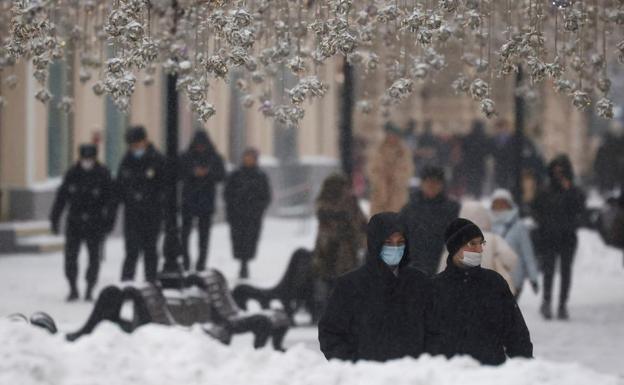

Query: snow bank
[{"left": 1, "top": 321, "right": 621, "bottom": 385}]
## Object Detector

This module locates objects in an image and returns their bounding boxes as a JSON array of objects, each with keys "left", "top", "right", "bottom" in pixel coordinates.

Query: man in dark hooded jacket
[
  {"left": 114, "top": 126, "right": 167, "bottom": 282},
  {"left": 400, "top": 166, "right": 460, "bottom": 276},
  {"left": 50, "top": 144, "right": 115, "bottom": 301},
  {"left": 224, "top": 148, "right": 271, "bottom": 278},
  {"left": 318, "top": 212, "right": 432, "bottom": 362},
  {"left": 179, "top": 130, "right": 226, "bottom": 271},
  {"left": 428, "top": 218, "right": 533, "bottom": 365},
  {"left": 531, "top": 154, "right": 586, "bottom": 320}
]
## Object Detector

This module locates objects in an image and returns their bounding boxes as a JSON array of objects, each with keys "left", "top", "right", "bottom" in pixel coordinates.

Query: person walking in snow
[
  {"left": 114, "top": 126, "right": 168, "bottom": 283},
  {"left": 224, "top": 148, "right": 271, "bottom": 279},
  {"left": 312, "top": 173, "right": 367, "bottom": 315},
  {"left": 427, "top": 218, "right": 533, "bottom": 365},
  {"left": 367, "top": 122, "right": 414, "bottom": 215},
  {"left": 179, "top": 130, "right": 226, "bottom": 272},
  {"left": 490, "top": 189, "right": 540, "bottom": 299},
  {"left": 531, "top": 154, "right": 586, "bottom": 320},
  {"left": 400, "top": 165, "right": 460, "bottom": 276},
  {"left": 50, "top": 144, "right": 115, "bottom": 301},
  {"left": 318, "top": 212, "right": 432, "bottom": 362}
]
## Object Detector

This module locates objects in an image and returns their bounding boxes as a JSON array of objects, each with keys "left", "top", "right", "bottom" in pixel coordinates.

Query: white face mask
[
  {"left": 80, "top": 159, "right": 95, "bottom": 171},
  {"left": 462, "top": 251, "right": 482, "bottom": 267}
]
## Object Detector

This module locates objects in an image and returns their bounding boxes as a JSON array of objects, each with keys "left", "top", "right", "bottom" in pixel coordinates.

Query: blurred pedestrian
[
  {"left": 440, "top": 201, "right": 518, "bottom": 294},
  {"left": 400, "top": 165, "right": 459, "bottom": 276},
  {"left": 460, "top": 120, "right": 491, "bottom": 198},
  {"left": 312, "top": 173, "right": 367, "bottom": 314},
  {"left": 413, "top": 120, "right": 442, "bottom": 175},
  {"left": 114, "top": 126, "right": 167, "bottom": 282},
  {"left": 224, "top": 148, "right": 271, "bottom": 279},
  {"left": 490, "top": 189, "right": 540, "bottom": 299},
  {"left": 531, "top": 155, "right": 586, "bottom": 320},
  {"left": 427, "top": 218, "right": 533, "bottom": 365},
  {"left": 179, "top": 130, "right": 226, "bottom": 271},
  {"left": 50, "top": 144, "right": 115, "bottom": 301},
  {"left": 593, "top": 119, "right": 624, "bottom": 194},
  {"left": 318, "top": 212, "right": 432, "bottom": 362},
  {"left": 367, "top": 122, "right": 414, "bottom": 215}
]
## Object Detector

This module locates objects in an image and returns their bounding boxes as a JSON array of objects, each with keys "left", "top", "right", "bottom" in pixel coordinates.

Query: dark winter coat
[
  {"left": 531, "top": 155, "right": 586, "bottom": 249},
  {"left": 461, "top": 125, "right": 491, "bottom": 176},
  {"left": 115, "top": 144, "right": 168, "bottom": 226},
  {"left": 493, "top": 133, "right": 546, "bottom": 191},
  {"left": 224, "top": 166, "right": 271, "bottom": 225},
  {"left": 179, "top": 135, "right": 226, "bottom": 216},
  {"left": 593, "top": 133, "right": 624, "bottom": 192},
  {"left": 50, "top": 162, "right": 115, "bottom": 236},
  {"left": 318, "top": 212, "right": 432, "bottom": 362},
  {"left": 400, "top": 191, "right": 460, "bottom": 276},
  {"left": 428, "top": 261, "right": 533, "bottom": 365}
]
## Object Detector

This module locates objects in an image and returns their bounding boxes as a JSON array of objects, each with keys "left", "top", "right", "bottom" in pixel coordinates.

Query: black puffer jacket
[
  {"left": 179, "top": 131, "right": 226, "bottom": 215},
  {"left": 318, "top": 212, "right": 432, "bottom": 362},
  {"left": 428, "top": 259, "right": 533, "bottom": 365},
  {"left": 400, "top": 191, "right": 460, "bottom": 276},
  {"left": 50, "top": 162, "right": 115, "bottom": 236}
]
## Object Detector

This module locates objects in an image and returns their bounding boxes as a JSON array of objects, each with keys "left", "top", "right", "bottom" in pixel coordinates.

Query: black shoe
[
  {"left": 540, "top": 302, "right": 552, "bottom": 320},
  {"left": 558, "top": 304, "right": 569, "bottom": 320},
  {"left": 239, "top": 263, "right": 249, "bottom": 279},
  {"left": 85, "top": 284, "right": 95, "bottom": 301},
  {"left": 67, "top": 290, "right": 79, "bottom": 302}
]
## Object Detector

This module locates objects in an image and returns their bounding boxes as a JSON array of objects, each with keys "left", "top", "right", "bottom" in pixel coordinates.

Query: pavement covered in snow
[{"left": 0, "top": 217, "right": 623, "bottom": 384}]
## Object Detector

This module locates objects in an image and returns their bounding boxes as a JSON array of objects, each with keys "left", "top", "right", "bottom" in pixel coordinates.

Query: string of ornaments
[{"left": 2, "top": 0, "right": 624, "bottom": 125}]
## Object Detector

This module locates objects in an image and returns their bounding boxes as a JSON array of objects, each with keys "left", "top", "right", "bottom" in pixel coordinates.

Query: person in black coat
[
  {"left": 50, "top": 144, "right": 115, "bottom": 301},
  {"left": 224, "top": 148, "right": 271, "bottom": 278},
  {"left": 460, "top": 120, "right": 491, "bottom": 198},
  {"left": 531, "top": 154, "right": 586, "bottom": 320},
  {"left": 427, "top": 218, "right": 533, "bottom": 365},
  {"left": 179, "top": 130, "right": 226, "bottom": 271},
  {"left": 113, "top": 126, "right": 167, "bottom": 282},
  {"left": 318, "top": 212, "right": 432, "bottom": 362},
  {"left": 400, "top": 166, "right": 460, "bottom": 276}
]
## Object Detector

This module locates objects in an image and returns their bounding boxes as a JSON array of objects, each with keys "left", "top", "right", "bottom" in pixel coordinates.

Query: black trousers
[
  {"left": 122, "top": 224, "right": 160, "bottom": 282},
  {"left": 65, "top": 232, "right": 103, "bottom": 289},
  {"left": 230, "top": 219, "right": 262, "bottom": 262},
  {"left": 181, "top": 212, "right": 213, "bottom": 271},
  {"left": 542, "top": 234, "right": 577, "bottom": 306}
]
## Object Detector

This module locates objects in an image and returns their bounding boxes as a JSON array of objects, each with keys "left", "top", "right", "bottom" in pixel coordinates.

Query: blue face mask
[
  {"left": 379, "top": 245, "right": 405, "bottom": 266},
  {"left": 132, "top": 148, "right": 146, "bottom": 159}
]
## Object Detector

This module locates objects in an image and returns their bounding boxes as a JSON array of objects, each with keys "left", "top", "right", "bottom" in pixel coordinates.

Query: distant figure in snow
[
  {"left": 427, "top": 218, "right": 533, "bottom": 365},
  {"left": 224, "top": 148, "right": 271, "bottom": 279},
  {"left": 50, "top": 144, "right": 115, "bottom": 301}
]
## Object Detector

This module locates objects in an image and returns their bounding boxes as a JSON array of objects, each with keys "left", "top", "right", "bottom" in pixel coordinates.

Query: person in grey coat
[{"left": 490, "top": 189, "right": 539, "bottom": 299}]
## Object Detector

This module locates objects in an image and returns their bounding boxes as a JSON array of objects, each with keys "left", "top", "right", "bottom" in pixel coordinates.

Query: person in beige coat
[
  {"left": 438, "top": 201, "right": 518, "bottom": 294},
  {"left": 367, "top": 123, "right": 414, "bottom": 215}
]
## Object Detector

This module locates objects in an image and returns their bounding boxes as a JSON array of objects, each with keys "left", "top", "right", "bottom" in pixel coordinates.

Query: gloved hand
[{"left": 531, "top": 280, "right": 539, "bottom": 294}]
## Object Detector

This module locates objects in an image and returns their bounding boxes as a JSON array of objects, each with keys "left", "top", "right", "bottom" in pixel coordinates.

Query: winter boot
[
  {"left": 67, "top": 286, "right": 79, "bottom": 302},
  {"left": 239, "top": 261, "right": 249, "bottom": 279},
  {"left": 540, "top": 301, "right": 552, "bottom": 320},
  {"left": 557, "top": 304, "right": 569, "bottom": 320},
  {"left": 85, "top": 283, "right": 95, "bottom": 302}
]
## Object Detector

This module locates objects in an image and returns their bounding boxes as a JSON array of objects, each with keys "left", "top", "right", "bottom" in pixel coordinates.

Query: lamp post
[
  {"left": 513, "top": 66, "right": 525, "bottom": 209},
  {"left": 339, "top": 57, "right": 354, "bottom": 180}
]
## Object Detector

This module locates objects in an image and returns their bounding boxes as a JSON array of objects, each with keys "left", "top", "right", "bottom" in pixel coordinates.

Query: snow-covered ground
[{"left": 0, "top": 217, "right": 623, "bottom": 384}]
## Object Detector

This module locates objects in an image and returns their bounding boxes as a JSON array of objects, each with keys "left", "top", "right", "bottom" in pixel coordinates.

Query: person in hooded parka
[
  {"left": 179, "top": 130, "right": 226, "bottom": 271},
  {"left": 318, "top": 212, "right": 432, "bottom": 362}
]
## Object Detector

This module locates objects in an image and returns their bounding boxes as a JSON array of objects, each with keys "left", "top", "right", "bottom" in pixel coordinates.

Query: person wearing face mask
[
  {"left": 179, "top": 130, "right": 226, "bottom": 272},
  {"left": 490, "top": 189, "right": 539, "bottom": 299},
  {"left": 318, "top": 212, "right": 432, "bottom": 362},
  {"left": 530, "top": 154, "right": 586, "bottom": 320},
  {"left": 427, "top": 218, "right": 533, "bottom": 365},
  {"left": 113, "top": 125, "right": 167, "bottom": 283},
  {"left": 50, "top": 144, "right": 115, "bottom": 301}
]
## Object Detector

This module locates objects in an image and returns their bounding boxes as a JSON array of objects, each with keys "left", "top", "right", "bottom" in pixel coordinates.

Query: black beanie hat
[
  {"left": 444, "top": 218, "right": 484, "bottom": 258},
  {"left": 79, "top": 144, "right": 97, "bottom": 159},
  {"left": 125, "top": 125, "right": 147, "bottom": 144}
]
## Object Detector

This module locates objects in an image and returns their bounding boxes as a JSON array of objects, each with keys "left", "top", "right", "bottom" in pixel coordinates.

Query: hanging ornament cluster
[{"left": 4, "top": 0, "right": 624, "bottom": 122}]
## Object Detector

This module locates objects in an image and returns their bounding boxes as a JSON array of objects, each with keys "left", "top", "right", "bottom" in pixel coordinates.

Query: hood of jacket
[
  {"left": 548, "top": 154, "right": 575, "bottom": 186},
  {"left": 459, "top": 201, "right": 492, "bottom": 232},
  {"left": 366, "top": 212, "right": 410, "bottom": 270}
]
